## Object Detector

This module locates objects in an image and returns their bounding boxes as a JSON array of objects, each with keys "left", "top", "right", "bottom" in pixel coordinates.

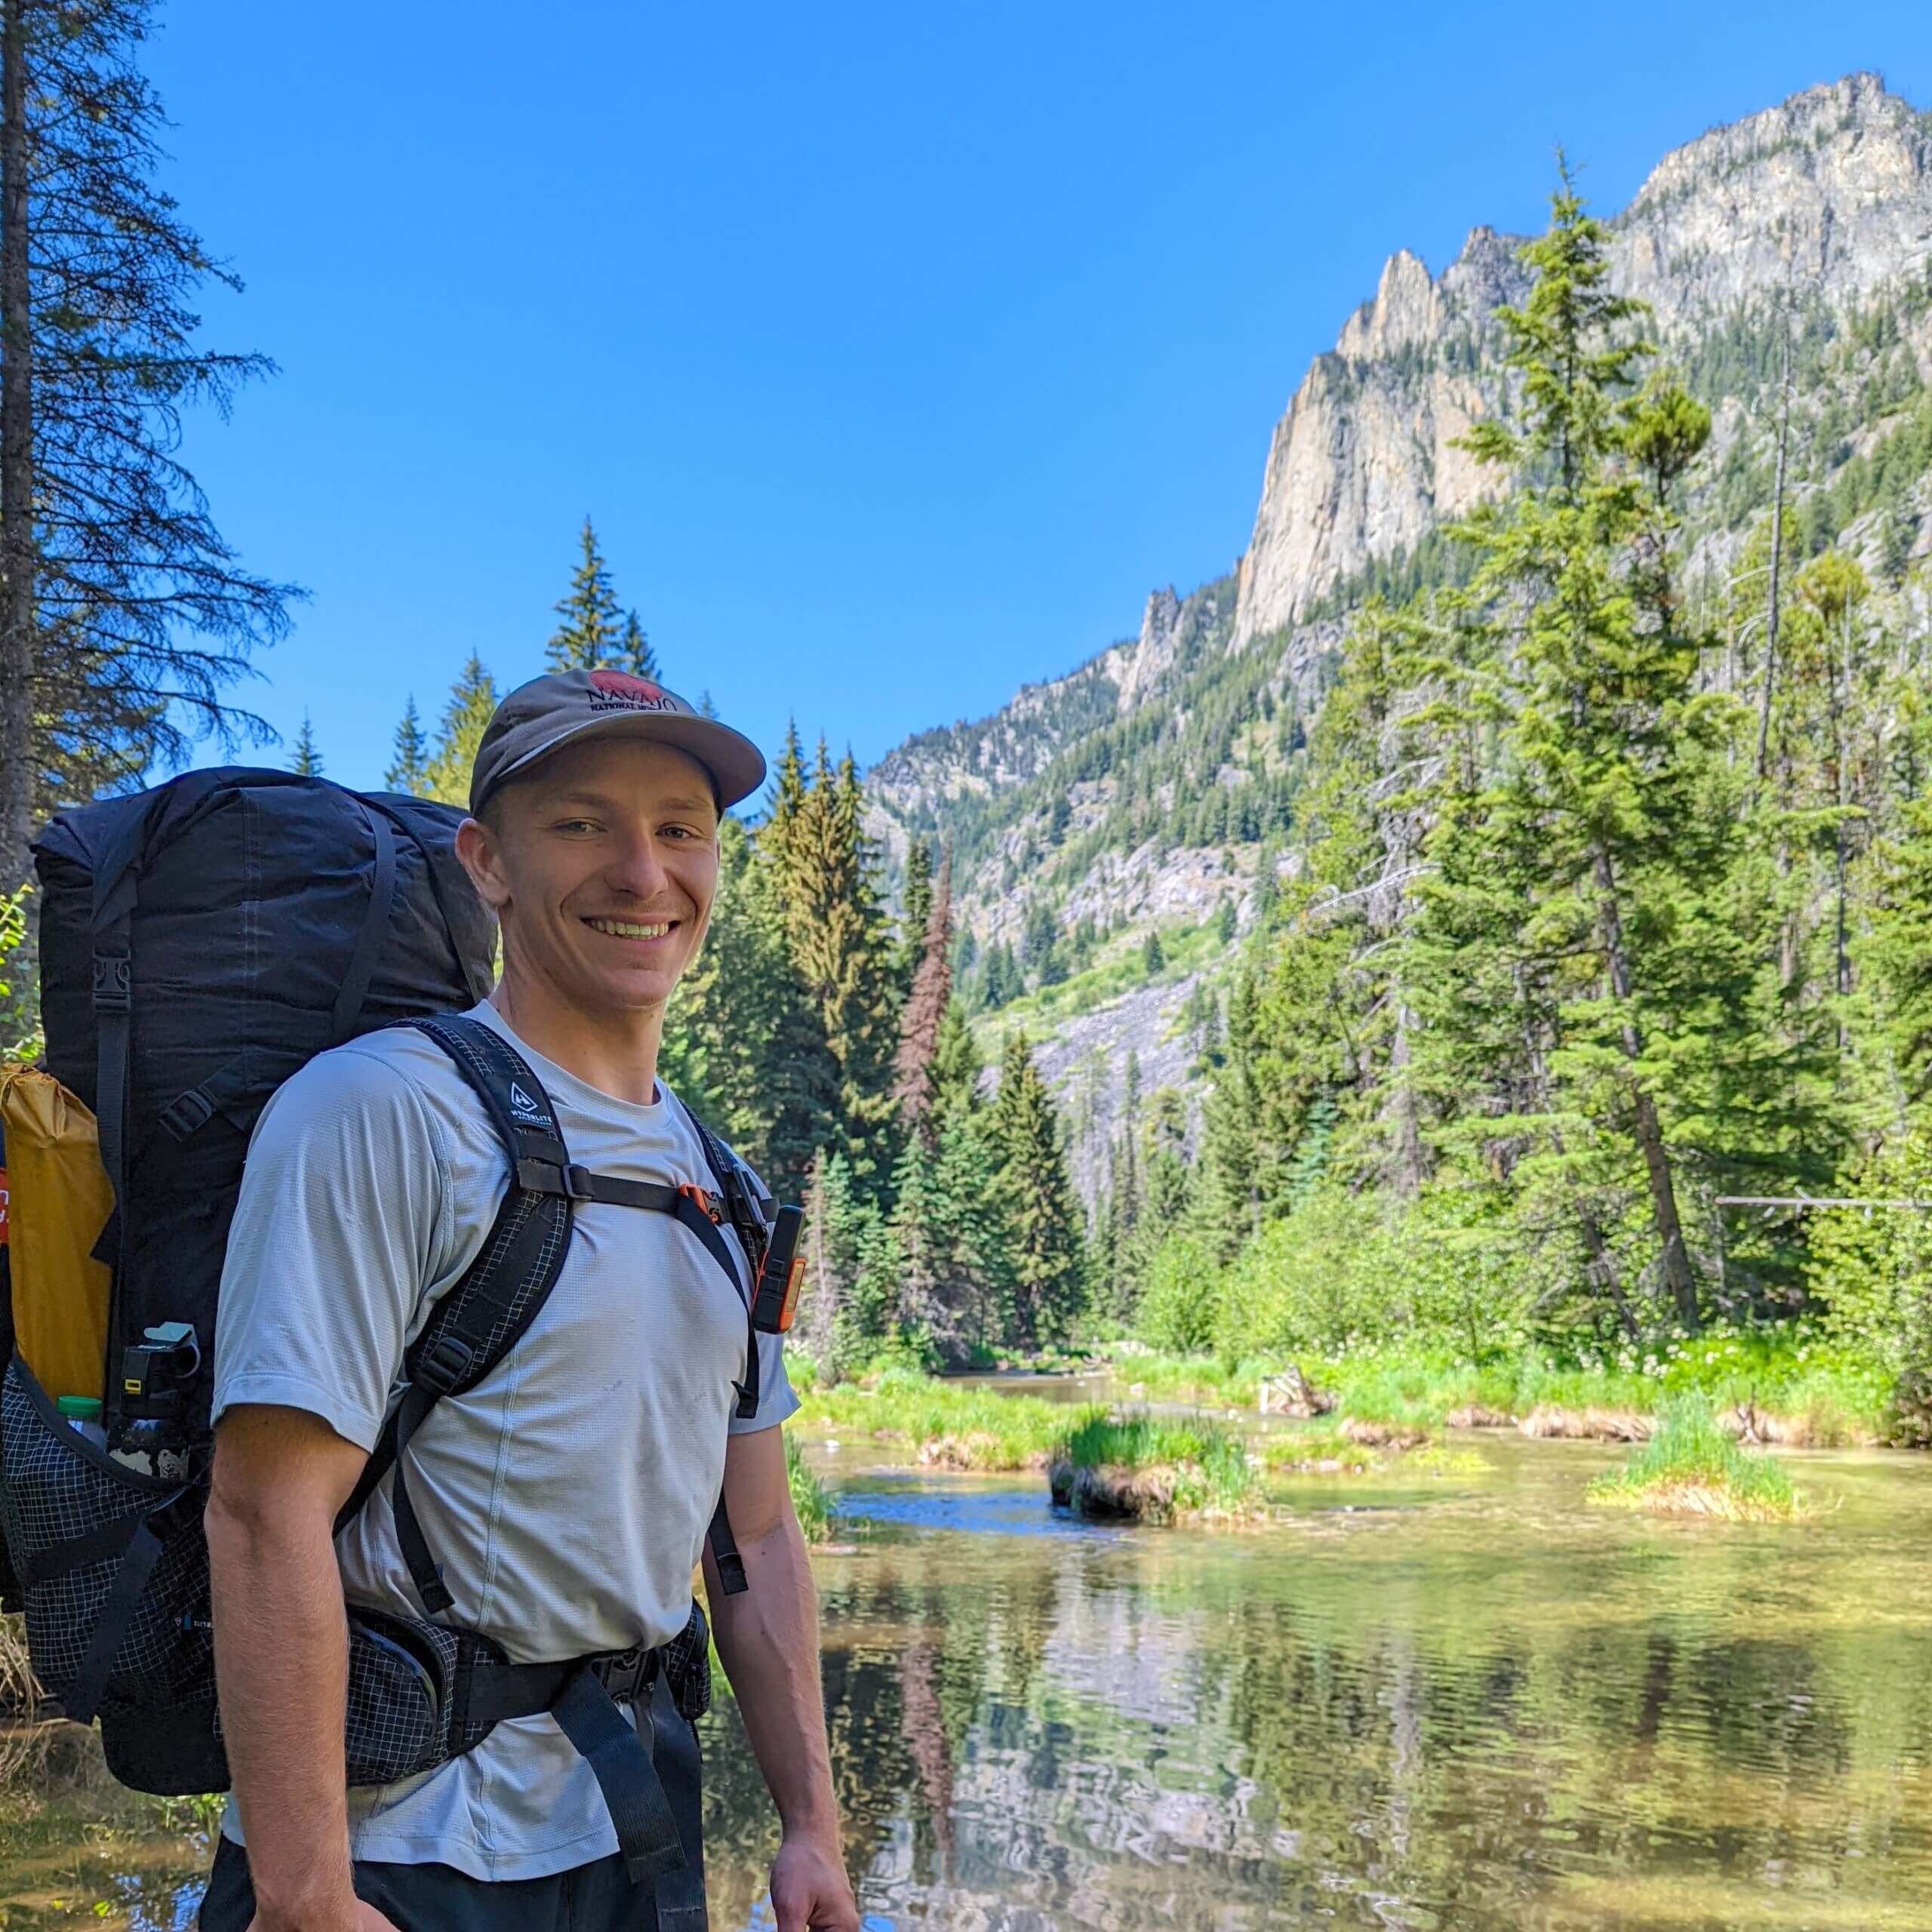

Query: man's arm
[
  {"left": 206, "top": 1404, "right": 398, "bottom": 1932},
  {"left": 702, "top": 1426, "right": 858, "bottom": 1932}
]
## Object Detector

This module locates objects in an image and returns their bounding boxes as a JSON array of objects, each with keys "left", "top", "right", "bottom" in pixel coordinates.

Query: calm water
[{"left": 7, "top": 1434, "right": 1932, "bottom": 1929}]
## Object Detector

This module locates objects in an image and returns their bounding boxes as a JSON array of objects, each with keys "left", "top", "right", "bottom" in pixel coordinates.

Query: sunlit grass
[
  {"left": 795, "top": 1365, "right": 1072, "bottom": 1470},
  {"left": 785, "top": 1432, "right": 835, "bottom": 1543},
  {"left": 1587, "top": 1395, "right": 1806, "bottom": 1523},
  {"left": 1113, "top": 1333, "right": 1887, "bottom": 1446},
  {"left": 1048, "top": 1410, "right": 1260, "bottom": 1523}
]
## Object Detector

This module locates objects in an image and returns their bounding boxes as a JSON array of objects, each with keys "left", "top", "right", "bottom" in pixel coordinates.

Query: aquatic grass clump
[
  {"left": 785, "top": 1432, "right": 835, "bottom": 1543},
  {"left": 1048, "top": 1410, "right": 1260, "bottom": 1524},
  {"left": 1587, "top": 1395, "right": 1806, "bottom": 1523},
  {"left": 795, "top": 1366, "right": 1069, "bottom": 1470}
]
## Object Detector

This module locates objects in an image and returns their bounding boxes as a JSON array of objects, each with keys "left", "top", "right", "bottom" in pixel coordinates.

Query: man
[{"left": 200, "top": 670, "right": 861, "bottom": 1932}]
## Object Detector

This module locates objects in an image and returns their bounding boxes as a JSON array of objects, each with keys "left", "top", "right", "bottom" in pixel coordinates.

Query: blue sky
[{"left": 141, "top": 2, "right": 1929, "bottom": 792}]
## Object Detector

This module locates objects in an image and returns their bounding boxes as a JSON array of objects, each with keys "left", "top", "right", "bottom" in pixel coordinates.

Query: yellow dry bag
[{"left": 0, "top": 1063, "right": 112, "bottom": 1403}]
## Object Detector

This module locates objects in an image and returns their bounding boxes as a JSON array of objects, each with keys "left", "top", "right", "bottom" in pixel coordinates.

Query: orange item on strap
[{"left": 0, "top": 1064, "right": 113, "bottom": 1403}]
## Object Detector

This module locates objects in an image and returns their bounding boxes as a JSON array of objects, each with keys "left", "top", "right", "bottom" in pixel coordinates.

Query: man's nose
[{"left": 605, "top": 829, "right": 671, "bottom": 900}]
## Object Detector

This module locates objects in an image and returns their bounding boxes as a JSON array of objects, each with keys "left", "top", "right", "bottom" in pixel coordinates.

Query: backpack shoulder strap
[{"left": 334, "top": 1015, "right": 577, "bottom": 1613}]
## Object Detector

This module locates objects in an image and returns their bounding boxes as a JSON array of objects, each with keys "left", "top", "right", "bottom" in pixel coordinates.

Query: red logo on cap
[{"left": 589, "top": 669, "right": 666, "bottom": 706}]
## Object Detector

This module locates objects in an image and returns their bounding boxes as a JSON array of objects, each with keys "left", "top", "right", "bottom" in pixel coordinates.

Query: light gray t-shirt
[{"left": 212, "top": 1001, "right": 795, "bottom": 1881}]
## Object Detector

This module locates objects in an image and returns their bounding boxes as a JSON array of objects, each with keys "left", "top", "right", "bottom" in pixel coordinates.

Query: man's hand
[
  {"left": 247, "top": 1900, "right": 401, "bottom": 1932},
  {"left": 769, "top": 1828, "right": 860, "bottom": 1932},
  {"left": 704, "top": 1426, "right": 859, "bottom": 1932}
]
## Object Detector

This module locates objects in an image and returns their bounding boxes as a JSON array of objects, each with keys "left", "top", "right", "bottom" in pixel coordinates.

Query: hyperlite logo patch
[{"left": 509, "top": 1082, "right": 543, "bottom": 1121}]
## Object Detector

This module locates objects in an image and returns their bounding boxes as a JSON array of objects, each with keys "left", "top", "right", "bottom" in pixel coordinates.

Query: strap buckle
[
  {"left": 158, "top": 1085, "right": 216, "bottom": 1141},
  {"left": 514, "top": 1157, "right": 596, "bottom": 1201},
  {"left": 414, "top": 1334, "right": 475, "bottom": 1396},
  {"left": 91, "top": 952, "right": 131, "bottom": 1014},
  {"left": 678, "top": 1182, "right": 722, "bottom": 1223},
  {"left": 590, "top": 1643, "right": 657, "bottom": 1705}
]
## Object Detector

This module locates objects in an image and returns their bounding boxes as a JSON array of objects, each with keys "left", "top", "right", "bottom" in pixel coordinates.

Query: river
[{"left": 5, "top": 1431, "right": 1932, "bottom": 1929}]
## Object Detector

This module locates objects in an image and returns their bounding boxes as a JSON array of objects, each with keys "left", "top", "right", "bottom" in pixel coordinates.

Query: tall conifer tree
[
  {"left": 893, "top": 848, "right": 954, "bottom": 1137},
  {"left": 546, "top": 517, "right": 621, "bottom": 671},
  {"left": 0, "top": 0, "right": 294, "bottom": 893},
  {"left": 989, "top": 1031, "right": 1086, "bottom": 1348},
  {"left": 288, "top": 712, "right": 322, "bottom": 776},
  {"left": 423, "top": 654, "right": 498, "bottom": 806},
  {"left": 385, "top": 696, "right": 429, "bottom": 793}
]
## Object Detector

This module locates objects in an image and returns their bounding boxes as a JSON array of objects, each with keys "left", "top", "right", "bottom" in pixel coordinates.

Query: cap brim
[{"left": 475, "top": 709, "right": 768, "bottom": 813}]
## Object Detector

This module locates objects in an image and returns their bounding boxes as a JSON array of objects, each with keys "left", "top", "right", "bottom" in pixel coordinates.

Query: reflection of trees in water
[
  {"left": 697, "top": 1472, "right": 1932, "bottom": 1928},
  {"left": 898, "top": 1642, "right": 954, "bottom": 1869}
]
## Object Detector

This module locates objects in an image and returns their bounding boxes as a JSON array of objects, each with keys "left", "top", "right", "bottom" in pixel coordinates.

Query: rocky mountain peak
[{"left": 1230, "top": 72, "right": 1932, "bottom": 646}]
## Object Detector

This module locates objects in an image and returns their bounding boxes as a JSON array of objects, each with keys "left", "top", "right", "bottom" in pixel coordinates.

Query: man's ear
[{"left": 455, "top": 814, "right": 512, "bottom": 914}]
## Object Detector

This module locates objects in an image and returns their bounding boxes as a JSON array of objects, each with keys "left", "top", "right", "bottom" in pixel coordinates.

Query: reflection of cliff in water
[{"left": 702, "top": 1442, "right": 1932, "bottom": 1930}]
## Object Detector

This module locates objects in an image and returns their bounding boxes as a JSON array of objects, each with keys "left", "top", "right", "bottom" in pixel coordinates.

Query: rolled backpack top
[{"left": 2, "top": 767, "right": 496, "bottom": 1789}]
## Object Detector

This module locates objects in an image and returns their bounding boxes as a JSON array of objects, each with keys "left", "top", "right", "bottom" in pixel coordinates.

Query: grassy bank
[
  {"left": 1113, "top": 1324, "right": 1888, "bottom": 1445},
  {"left": 1588, "top": 1396, "right": 1807, "bottom": 1523},
  {"left": 1048, "top": 1411, "right": 1259, "bottom": 1524},
  {"left": 785, "top": 1433, "right": 836, "bottom": 1543},
  {"left": 795, "top": 1364, "right": 1076, "bottom": 1470}
]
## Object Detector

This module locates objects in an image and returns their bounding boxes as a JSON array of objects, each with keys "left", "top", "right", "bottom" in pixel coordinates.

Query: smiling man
[{"left": 201, "top": 671, "right": 860, "bottom": 1932}]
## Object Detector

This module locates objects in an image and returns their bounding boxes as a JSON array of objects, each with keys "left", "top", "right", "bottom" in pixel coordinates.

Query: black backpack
[{"left": 1, "top": 768, "right": 774, "bottom": 1887}]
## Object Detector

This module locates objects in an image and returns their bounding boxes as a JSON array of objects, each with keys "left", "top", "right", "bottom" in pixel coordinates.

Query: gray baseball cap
[{"left": 468, "top": 668, "right": 768, "bottom": 814}]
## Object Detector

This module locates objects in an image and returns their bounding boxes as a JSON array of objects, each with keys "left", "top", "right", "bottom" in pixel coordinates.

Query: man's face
[{"left": 460, "top": 734, "right": 721, "bottom": 1017}]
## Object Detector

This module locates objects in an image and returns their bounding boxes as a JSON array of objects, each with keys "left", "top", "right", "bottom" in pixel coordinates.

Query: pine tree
[
  {"left": 288, "top": 712, "right": 323, "bottom": 776},
  {"left": 988, "top": 1032, "right": 1086, "bottom": 1349},
  {"left": 760, "top": 720, "right": 810, "bottom": 871},
  {"left": 0, "top": 0, "right": 294, "bottom": 894},
  {"left": 897, "top": 837, "right": 934, "bottom": 990},
  {"left": 617, "top": 609, "right": 659, "bottom": 680},
  {"left": 931, "top": 998, "right": 983, "bottom": 1129},
  {"left": 893, "top": 848, "right": 954, "bottom": 1137},
  {"left": 423, "top": 654, "right": 498, "bottom": 807},
  {"left": 758, "top": 736, "right": 900, "bottom": 1189},
  {"left": 546, "top": 517, "right": 622, "bottom": 671},
  {"left": 1142, "top": 929, "right": 1165, "bottom": 977},
  {"left": 1419, "top": 168, "right": 1739, "bottom": 1330},
  {"left": 1862, "top": 795, "right": 1932, "bottom": 1131},
  {"left": 659, "top": 816, "right": 838, "bottom": 1198},
  {"left": 385, "top": 696, "right": 429, "bottom": 793}
]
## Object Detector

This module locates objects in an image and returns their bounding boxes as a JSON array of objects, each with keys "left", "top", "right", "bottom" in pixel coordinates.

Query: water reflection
[
  {"left": 8, "top": 1438, "right": 1932, "bottom": 1929},
  {"left": 709, "top": 1438, "right": 1932, "bottom": 1930}
]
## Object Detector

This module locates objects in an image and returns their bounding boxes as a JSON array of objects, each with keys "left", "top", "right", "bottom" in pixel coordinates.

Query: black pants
[{"left": 198, "top": 1677, "right": 706, "bottom": 1932}]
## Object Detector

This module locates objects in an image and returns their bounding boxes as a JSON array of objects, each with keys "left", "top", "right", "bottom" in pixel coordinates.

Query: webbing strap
[
  {"left": 329, "top": 806, "right": 400, "bottom": 1045},
  {"left": 549, "top": 1666, "right": 687, "bottom": 1883},
  {"left": 706, "top": 1496, "right": 748, "bottom": 1596},
  {"left": 63, "top": 1517, "right": 165, "bottom": 1727},
  {"left": 387, "top": 1385, "right": 453, "bottom": 1615}
]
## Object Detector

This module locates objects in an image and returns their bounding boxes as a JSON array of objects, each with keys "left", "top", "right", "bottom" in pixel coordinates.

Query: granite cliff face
[
  {"left": 865, "top": 73, "right": 1932, "bottom": 1160},
  {"left": 1232, "top": 72, "right": 1932, "bottom": 644}
]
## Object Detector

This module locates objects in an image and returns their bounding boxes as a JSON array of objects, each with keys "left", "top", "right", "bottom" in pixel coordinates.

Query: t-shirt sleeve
[
  {"left": 213, "top": 1046, "right": 449, "bottom": 1453},
  {"left": 729, "top": 1328, "right": 800, "bottom": 1435}
]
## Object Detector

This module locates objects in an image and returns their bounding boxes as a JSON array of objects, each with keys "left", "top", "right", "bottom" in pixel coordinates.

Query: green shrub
[{"left": 1134, "top": 1230, "right": 1221, "bottom": 1355}]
